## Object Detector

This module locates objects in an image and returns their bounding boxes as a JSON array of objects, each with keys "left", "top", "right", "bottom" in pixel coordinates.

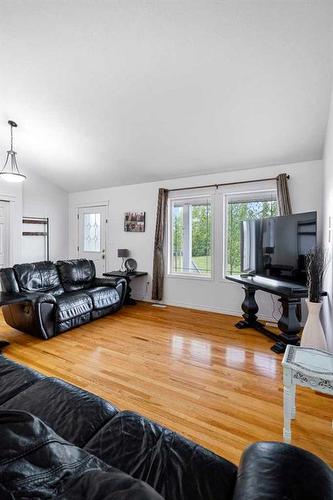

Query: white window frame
[
  {"left": 220, "top": 181, "right": 278, "bottom": 281},
  {"left": 167, "top": 191, "right": 215, "bottom": 280}
]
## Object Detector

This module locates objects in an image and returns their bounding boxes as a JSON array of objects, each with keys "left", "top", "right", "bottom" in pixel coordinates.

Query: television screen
[{"left": 240, "top": 211, "right": 317, "bottom": 285}]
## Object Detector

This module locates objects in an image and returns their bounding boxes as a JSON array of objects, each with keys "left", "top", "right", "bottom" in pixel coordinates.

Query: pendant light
[{"left": 0, "top": 120, "right": 26, "bottom": 183}]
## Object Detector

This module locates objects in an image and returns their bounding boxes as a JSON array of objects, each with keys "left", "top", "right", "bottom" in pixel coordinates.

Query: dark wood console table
[
  {"left": 225, "top": 275, "right": 309, "bottom": 353},
  {"left": 103, "top": 271, "right": 148, "bottom": 305},
  {"left": 0, "top": 292, "right": 31, "bottom": 351}
]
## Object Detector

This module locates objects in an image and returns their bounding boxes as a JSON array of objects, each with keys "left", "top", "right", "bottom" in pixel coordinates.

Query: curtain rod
[{"left": 168, "top": 174, "right": 289, "bottom": 193}]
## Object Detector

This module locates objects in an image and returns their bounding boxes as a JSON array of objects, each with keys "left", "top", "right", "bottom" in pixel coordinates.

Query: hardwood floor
[{"left": 1, "top": 302, "right": 332, "bottom": 466}]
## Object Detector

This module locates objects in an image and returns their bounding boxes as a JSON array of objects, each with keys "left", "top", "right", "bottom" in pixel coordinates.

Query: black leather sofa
[
  {"left": 0, "top": 259, "right": 127, "bottom": 339},
  {"left": 0, "top": 355, "right": 332, "bottom": 499}
]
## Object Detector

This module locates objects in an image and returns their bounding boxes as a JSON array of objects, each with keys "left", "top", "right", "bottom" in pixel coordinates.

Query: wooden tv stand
[{"left": 225, "top": 275, "right": 308, "bottom": 353}]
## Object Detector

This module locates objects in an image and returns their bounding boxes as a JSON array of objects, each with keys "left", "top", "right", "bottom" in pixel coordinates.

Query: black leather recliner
[
  {"left": 0, "top": 355, "right": 332, "bottom": 500},
  {"left": 0, "top": 259, "right": 127, "bottom": 339}
]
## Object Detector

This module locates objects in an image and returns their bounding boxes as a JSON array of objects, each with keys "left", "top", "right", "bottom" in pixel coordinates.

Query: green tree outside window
[
  {"left": 171, "top": 203, "right": 212, "bottom": 275},
  {"left": 227, "top": 200, "right": 278, "bottom": 275}
]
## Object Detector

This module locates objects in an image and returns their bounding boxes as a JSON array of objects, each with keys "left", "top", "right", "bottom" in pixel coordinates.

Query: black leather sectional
[
  {"left": 0, "top": 259, "right": 127, "bottom": 339},
  {"left": 0, "top": 355, "right": 332, "bottom": 499}
]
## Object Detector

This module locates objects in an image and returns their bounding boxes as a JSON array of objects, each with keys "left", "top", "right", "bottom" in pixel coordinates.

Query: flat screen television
[{"left": 240, "top": 211, "right": 317, "bottom": 286}]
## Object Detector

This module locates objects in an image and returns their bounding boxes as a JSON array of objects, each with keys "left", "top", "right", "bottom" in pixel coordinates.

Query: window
[
  {"left": 83, "top": 213, "right": 101, "bottom": 252},
  {"left": 225, "top": 190, "right": 278, "bottom": 276},
  {"left": 169, "top": 196, "right": 212, "bottom": 277},
  {"left": 167, "top": 185, "right": 278, "bottom": 280}
]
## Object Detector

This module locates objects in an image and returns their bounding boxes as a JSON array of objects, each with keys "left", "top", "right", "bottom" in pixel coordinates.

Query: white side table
[{"left": 282, "top": 344, "right": 333, "bottom": 443}]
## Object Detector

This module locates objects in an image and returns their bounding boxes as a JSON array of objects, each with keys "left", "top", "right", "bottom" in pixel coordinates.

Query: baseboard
[{"left": 137, "top": 298, "right": 276, "bottom": 322}]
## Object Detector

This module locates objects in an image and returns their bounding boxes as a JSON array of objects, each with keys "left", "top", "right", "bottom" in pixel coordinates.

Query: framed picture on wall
[{"left": 124, "top": 211, "right": 145, "bottom": 232}]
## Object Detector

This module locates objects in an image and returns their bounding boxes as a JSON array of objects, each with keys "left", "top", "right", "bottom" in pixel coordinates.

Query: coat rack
[{"left": 22, "top": 217, "right": 49, "bottom": 260}]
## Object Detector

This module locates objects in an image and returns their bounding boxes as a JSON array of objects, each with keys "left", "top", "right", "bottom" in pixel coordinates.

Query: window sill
[{"left": 167, "top": 273, "right": 214, "bottom": 282}]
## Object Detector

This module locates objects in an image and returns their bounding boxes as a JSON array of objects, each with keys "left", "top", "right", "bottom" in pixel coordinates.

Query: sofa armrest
[
  {"left": 23, "top": 292, "right": 57, "bottom": 306},
  {"left": 0, "top": 291, "right": 56, "bottom": 306},
  {"left": 1, "top": 292, "right": 56, "bottom": 340},
  {"left": 93, "top": 278, "right": 119, "bottom": 287},
  {"left": 92, "top": 278, "right": 127, "bottom": 306},
  {"left": 24, "top": 293, "right": 57, "bottom": 340},
  {"left": 232, "top": 442, "right": 333, "bottom": 500}
]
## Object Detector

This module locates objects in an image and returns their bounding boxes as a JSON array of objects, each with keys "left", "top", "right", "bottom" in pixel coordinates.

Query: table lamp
[{"left": 118, "top": 249, "right": 129, "bottom": 271}]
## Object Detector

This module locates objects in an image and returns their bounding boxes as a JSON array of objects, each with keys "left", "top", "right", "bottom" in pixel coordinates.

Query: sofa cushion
[
  {"left": 2, "top": 378, "right": 119, "bottom": 448},
  {"left": 57, "top": 259, "right": 96, "bottom": 292},
  {"left": 84, "top": 410, "right": 237, "bottom": 500},
  {"left": 13, "top": 261, "right": 64, "bottom": 295},
  {"left": 0, "top": 410, "right": 163, "bottom": 500},
  {"left": 86, "top": 286, "right": 120, "bottom": 310},
  {"left": 0, "top": 356, "right": 45, "bottom": 405},
  {"left": 55, "top": 291, "right": 93, "bottom": 323}
]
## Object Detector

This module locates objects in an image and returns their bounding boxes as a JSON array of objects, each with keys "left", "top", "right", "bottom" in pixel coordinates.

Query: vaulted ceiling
[{"left": 1, "top": 1, "right": 333, "bottom": 192}]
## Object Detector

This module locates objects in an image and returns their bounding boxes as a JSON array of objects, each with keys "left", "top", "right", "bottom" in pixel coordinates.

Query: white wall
[
  {"left": 322, "top": 89, "right": 333, "bottom": 351},
  {"left": 22, "top": 169, "right": 69, "bottom": 262},
  {"left": 69, "top": 160, "right": 322, "bottom": 320},
  {"left": 0, "top": 168, "right": 68, "bottom": 267}
]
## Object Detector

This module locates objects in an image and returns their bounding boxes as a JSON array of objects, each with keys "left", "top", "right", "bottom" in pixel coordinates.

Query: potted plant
[{"left": 301, "top": 246, "right": 328, "bottom": 349}]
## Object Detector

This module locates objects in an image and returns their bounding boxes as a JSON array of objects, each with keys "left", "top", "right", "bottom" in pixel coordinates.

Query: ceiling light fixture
[{"left": 0, "top": 120, "right": 26, "bottom": 183}]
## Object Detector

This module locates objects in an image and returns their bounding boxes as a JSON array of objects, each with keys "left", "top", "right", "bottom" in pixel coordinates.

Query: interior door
[
  {"left": 0, "top": 201, "right": 9, "bottom": 269},
  {"left": 78, "top": 205, "right": 107, "bottom": 276}
]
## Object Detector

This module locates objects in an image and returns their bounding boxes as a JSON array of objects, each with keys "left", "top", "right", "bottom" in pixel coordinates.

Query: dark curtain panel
[
  {"left": 277, "top": 173, "right": 292, "bottom": 215},
  {"left": 152, "top": 188, "right": 168, "bottom": 301}
]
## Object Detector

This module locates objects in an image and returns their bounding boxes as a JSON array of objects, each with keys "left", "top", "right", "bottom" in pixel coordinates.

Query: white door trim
[
  {"left": 74, "top": 200, "right": 110, "bottom": 209},
  {"left": 0, "top": 192, "right": 18, "bottom": 266}
]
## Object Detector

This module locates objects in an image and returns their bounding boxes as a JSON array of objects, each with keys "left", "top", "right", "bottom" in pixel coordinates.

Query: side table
[
  {"left": 103, "top": 271, "right": 148, "bottom": 305},
  {"left": 282, "top": 344, "right": 333, "bottom": 443}
]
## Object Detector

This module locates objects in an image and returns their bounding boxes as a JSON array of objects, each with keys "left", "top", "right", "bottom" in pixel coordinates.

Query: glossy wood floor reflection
[{"left": 1, "top": 303, "right": 332, "bottom": 466}]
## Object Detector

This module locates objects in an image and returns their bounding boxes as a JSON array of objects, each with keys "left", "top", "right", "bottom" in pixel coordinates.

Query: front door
[{"left": 78, "top": 205, "right": 107, "bottom": 276}]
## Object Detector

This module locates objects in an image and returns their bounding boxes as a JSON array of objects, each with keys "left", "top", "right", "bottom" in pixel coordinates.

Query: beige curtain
[
  {"left": 152, "top": 188, "right": 168, "bottom": 301},
  {"left": 277, "top": 173, "right": 292, "bottom": 215}
]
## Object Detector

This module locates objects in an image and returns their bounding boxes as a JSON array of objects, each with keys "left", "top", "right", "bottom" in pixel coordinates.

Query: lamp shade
[{"left": 118, "top": 248, "right": 129, "bottom": 258}]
